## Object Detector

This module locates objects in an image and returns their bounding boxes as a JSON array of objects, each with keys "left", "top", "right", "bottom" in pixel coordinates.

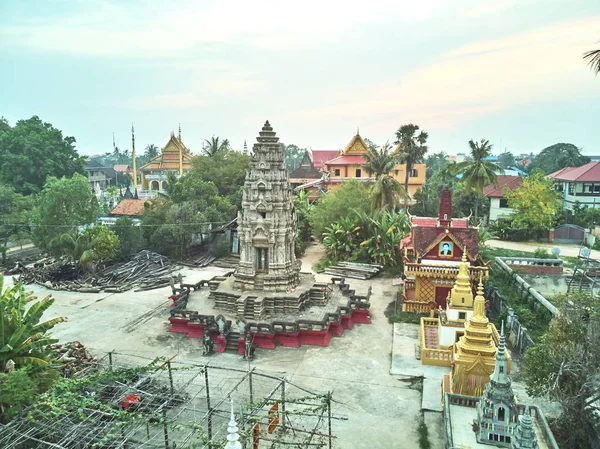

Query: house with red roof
[
  {"left": 400, "top": 187, "right": 489, "bottom": 313},
  {"left": 483, "top": 175, "right": 523, "bottom": 221},
  {"left": 547, "top": 162, "right": 600, "bottom": 210},
  {"left": 311, "top": 150, "right": 339, "bottom": 171},
  {"left": 323, "top": 132, "right": 427, "bottom": 200}
]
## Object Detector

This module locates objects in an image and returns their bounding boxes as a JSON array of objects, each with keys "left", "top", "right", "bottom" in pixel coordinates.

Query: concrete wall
[{"left": 488, "top": 197, "right": 514, "bottom": 221}]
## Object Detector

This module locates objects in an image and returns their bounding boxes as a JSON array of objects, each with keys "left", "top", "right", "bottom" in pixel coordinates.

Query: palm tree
[
  {"left": 452, "top": 139, "right": 502, "bottom": 224},
  {"left": 144, "top": 144, "right": 159, "bottom": 159},
  {"left": 0, "top": 276, "right": 66, "bottom": 373},
  {"left": 362, "top": 142, "right": 408, "bottom": 211},
  {"left": 395, "top": 124, "right": 429, "bottom": 210},
  {"left": 202, "top": 136, "right": 230, "bottom": 157},
  {"left": 584, "top": 47, "right": 600, "bottom": 75}
]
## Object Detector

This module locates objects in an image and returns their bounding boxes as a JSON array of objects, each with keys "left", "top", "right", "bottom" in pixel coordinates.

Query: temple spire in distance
[
  {"left": 131, "top": 123, "right": 138, "bottom": 191},
  {"left": 225, "top": 399, "right": 242, "bottom": 449},
  {"left": 178, "top": 123, "right": 182, "bottom": 141}
]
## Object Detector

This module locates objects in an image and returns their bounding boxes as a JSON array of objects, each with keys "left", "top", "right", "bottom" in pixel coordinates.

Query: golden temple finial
[
  {"left": 449, "top": 251, "right": 474, "bottom": 308},
  {"left": 472, "top": 271, "right": 488, "bottom": 322},
  {"left": 357, "top": 126, "right": 360, "bottom": 136},
  {"left": 178, "top": 123, "right": 182, "bottom": 141}
]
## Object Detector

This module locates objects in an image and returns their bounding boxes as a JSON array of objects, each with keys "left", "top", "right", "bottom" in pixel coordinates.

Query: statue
[{"left": 203, "top": 333, "right": 215, "bottom": 356}]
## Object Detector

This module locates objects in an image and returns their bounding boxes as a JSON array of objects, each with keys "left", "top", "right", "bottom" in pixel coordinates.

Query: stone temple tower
[{"left": 233, "top": 121, "right": 299, "bottom": 292}]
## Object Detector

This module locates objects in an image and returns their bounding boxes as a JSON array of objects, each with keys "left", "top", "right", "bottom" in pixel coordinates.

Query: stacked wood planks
[{"left": 322, "top": 261, "right": 383, "bottom": 280}]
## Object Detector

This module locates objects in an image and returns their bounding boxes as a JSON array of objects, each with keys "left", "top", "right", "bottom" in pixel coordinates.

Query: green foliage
[
  {"left": 113, "top": 217, "right": 144, "bottom": 258},
  {"left": 0, "top": 276, "right": 66, "bottom": 374},
  {"left": 31, "top": 174, "right": 100, "bottom": 251},
  {"left": 282, "top": 143, "right": 307, "bottom": 172},
  {"left": 310, "top": 180, "right": 371, "bottom": 241},
  {"left": 452, "top": 139, "right": 501, "bottom": 223},
  {"left": 0, "top": 116, "right": 86, "bottom": 195},
  {"left": 424, "top": 151, "right": 448, "bottom": 178},
  {"left": 524, "top": 292, "right": 600, "bottom": 449},
  {"left": 497, "top": 151, "right": 515, "bottom": 169},
  {"left": 78, "top": 225, "right": 120, "bottom": 261},
  {"left": 506, "top": 169, "right": 562, "bottom": 231},
  {"left": 395, "top": 124, "right": 428, "bottom": 206},
  {"left": 418, "top": 417, "right": 431, "bottom": 449},
  {"left": 294, "top": 191, "right": 313, "bottom": 255},
  {"left": 0, "top": 184, "right": 34, "bottom": 261},
  {"left": 529, "top": 143, "right": 590, "bottom": 174},
  {"left": 566, "top": 201, "right": 600, "bottom": 228},
  {"left": 202, "top": 136, "right": 230, "bottom": 157},
  {"left": 477, "top": 227, "right": 496, "bottom": 245},
  {"left": 363, "top": 141, "right": 408, "bottom": 210},
  {"left": 0, "top": 368, "right": 37, "bottom": 422},
  {"left": 388, "top": 311, "right": 427, "bottom": 324}
]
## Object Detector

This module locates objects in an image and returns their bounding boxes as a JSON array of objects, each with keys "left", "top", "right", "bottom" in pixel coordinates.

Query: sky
[{"left": 1, "top": 0, "right": 599, "bottom": 157}]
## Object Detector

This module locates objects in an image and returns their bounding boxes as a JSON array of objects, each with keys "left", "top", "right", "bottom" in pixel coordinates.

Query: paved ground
[
  {"left": 486, "top": 238, "right": 595, "bottom": 258},
  {"left": 5, "top": 242, "right": 433, "bottom": 449}
]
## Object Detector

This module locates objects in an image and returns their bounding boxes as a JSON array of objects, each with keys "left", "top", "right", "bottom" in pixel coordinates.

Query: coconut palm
[
  {"left": 452, "top": 139, "right": 502, "bottom": 224},
  {"left": 144, "top": 144, "right": 159, "bottom": 159},
  {"left": 362, "top": 141, "right": 408, "bottom": 211},
  {"left": 395, "top": 124, "right": 429, "bottom": 210},
  {"left": 0, "top": 276, "right": 66, "bottom": 372},
  {"left": 584, "top": 47, "right": 600, "bottom": 75},
  {"left": 202, "top": 136, "right": 230, "bottom": 157}
]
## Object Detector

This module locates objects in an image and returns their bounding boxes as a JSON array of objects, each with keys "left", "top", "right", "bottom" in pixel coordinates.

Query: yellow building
[
  {"left": 139, "top": 131, "right": 194, "bottom": 192},
  {"left": 323, "top": 132, "right": 426, "bottom": 199}
]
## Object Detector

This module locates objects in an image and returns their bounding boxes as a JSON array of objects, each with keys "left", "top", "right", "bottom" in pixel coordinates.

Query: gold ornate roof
[
  {"left": 448, "top": 253, "right": 474, "bottom": 308},
  {"left": 139, "top": 133, "right": 194, "bottom": 172},
  {"left": 340, "top": 133, "right": 369, "bottom": 155}
]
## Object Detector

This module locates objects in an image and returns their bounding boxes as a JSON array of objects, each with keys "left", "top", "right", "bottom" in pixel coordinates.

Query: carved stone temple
[{"left": 233, "top": 120, "right": 300, "bottom": 292}]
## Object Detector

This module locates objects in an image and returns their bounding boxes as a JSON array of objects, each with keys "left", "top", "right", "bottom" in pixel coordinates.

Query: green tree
[
  {"left": 0, "top": 185, "right": 34, "bottom": 263},
  {"left": 529, "top": 143, "right": 590, "bottom": 174},
  {"left": 424, "top": 151, "right": 448, "bottom": 178},
  {"left": 0, "top": 368, "right": 37, "bottom": 423},
  {"left": 0, "top": 276, "right": 66, "bottom": 373},
  {"left": 452, "top": 139, "right": 501, "bottom": 224},
  {"left": 362, "top": 141, "right": 407, "bottom": 210},
  {"left": 395, "top": 124, "right": 429, "bottom": 210},
  {"left": 294, "top": 190, "right": 312, "bottom": 255},
  {"left": 497, "top": 151, "right": 515, "bottom": 169},
  {"left": 0, "top": 116, "right": 86, "bottom": 195},
  {"left": 505, "top": 169, "right": 561, "bottom": 232},
  {"left": 113, "top": 217, "right": 144, "bottom": 258},
  {"left": 524, "top": 292, "right": 600, "bottom": 449},
  {"left": 310, "top": 180, "right": 371, "bottom": 241},
  {"left": 281, "top": 143, "right": 306, "bottom": 172},
  {"left": 144, "top": 144, "right": 159, "bottom": 159},
  {"left": 584, "top": 46, "right": 600, "bottom": 75},
  {"left": 30, "top": 174, "right": 100, "bottom": 250},
  {"left": 202, "top": 136, "right": 230, "bottom": 157}
]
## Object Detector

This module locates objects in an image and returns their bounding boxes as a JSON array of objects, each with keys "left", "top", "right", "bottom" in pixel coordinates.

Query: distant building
[
  {"left": 138, "top": 132, "right": 194, "bottom": 192},
  {"left": 547, "top": 162, "right": 600, "bottom": 210},
  {"left": 483, "top": 175, "right": 523, "bottom": 222},
  {"left": 323, "top": 132, "right": 427, "bottom": 201},
  {"left": 311, "top": 150, "right": 339, "bottom": 171},
  {"left": 84, "top": 161, "right": 115, "bottom": 195},
  {"left": 110, "top": 199, "right": 147, "bottom": 217},
  {"left": 288, "top": 151, "right": 322, "bottom": 189}
]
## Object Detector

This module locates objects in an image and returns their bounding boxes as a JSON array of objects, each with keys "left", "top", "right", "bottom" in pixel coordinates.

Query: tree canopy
[
  {"left": 281, "top": 144, "right": 307, "bottom": 173},
  {"left": 30, "top": 174, "right": 100, "bottom": 250},
  {"left": 505, "top": 169, "right": 561, "bottom": 231},
  {"left": 395, "top": 124, "right": 428, "bottom": 208},
  {"left": 497, "top": 151, "right": 515, "bottom": 169},
  {"left": 0, "top": 116, "right": 86, "bottom": 195},
  {"left": 362, "top": 142, "right": 407, "bottom": 210},
  {"left": 529, "top": 143, "right": 590, "bottom": 174},
  {"left": 0, "top": 185, "right": 33, "bottom": 255},
  {"left": 202, "top": 136, "right": 230, "bottom": 157}
]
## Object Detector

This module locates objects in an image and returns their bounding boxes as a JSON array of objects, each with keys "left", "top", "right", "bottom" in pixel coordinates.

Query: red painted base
[
  {"left": 237, "top": 338, "right": 245, "bottom": 355},
  {"left": 252, "top": 333, "right": 276, "bottom": 349},
  {"left": 214, "top": 335, "right": 226, "bottom": 353},
  {"left": 352, "top": 309, "right": 371, "bottom": 324},
  {"left": 168, "top": 317, "right": 190, "bottom": 333},
  {"left": 328, "top": 322, "right": 343, "bottom": 337},
  {"left": 298, "top": 330, "right": 332, "bottom": 346},
  {"left": 273, "top": 332, "right": 301, "bottom": 347},
  {"left": 185, "top": 323, "right": 205, "bottom": 339},
  {"left": 341, "top": 315, "right": 354, "bottom": 329}
]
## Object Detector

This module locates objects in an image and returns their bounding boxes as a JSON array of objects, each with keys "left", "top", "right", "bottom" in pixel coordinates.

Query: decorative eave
[{"left": 421, "top": 230, "right": 474, "bottom": 261}]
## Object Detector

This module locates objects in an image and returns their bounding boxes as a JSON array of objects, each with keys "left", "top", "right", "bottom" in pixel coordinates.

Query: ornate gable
[{"left": 341, "top": 133, "right": 369, "bottom": 155}]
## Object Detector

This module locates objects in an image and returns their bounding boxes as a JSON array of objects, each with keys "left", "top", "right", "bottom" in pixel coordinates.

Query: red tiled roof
[
  {"left": 110, "top": 199, "right": 146, "bottom": 216},
  {"left": 114, "top": 164, "right": 131, "bottom": 172},
  {"left": 546, "top": 162, "right": 600, "bottom": 182},
  {"left": 312, "top": 150, "right": 339, "bottom": 169},
  {"left": 325, "top": 155, "right": 366, "bottom": 165},
  {"left": 483, "top": 175, "right": 523, "bottom": 198},
  {"left": 410, "top": 217, "right": 468, "bottom": 228}
]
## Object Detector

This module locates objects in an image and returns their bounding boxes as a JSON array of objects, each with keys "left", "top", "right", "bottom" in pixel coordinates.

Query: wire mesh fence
[{"left": 0, "top": 351, "right": 340, "bottom": 449}]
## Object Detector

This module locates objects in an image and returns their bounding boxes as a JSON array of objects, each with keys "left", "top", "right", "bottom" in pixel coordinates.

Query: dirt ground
[{"left": 6, "top": 242, "right": 431, "bottom": 449}]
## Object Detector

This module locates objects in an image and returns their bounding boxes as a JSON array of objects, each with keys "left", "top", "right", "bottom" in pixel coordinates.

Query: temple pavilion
[
  {"left": 443, "top": 325, "right": 558, "bottom": 448},
  {"left": 138, "top": 128, "right": 194, "bottom": 192},
  {"left": 322, "top": 131, "right": 427, "bottom": 199},
  {"left": 401, "top": 187, "right": 489, "bottom": 313}
]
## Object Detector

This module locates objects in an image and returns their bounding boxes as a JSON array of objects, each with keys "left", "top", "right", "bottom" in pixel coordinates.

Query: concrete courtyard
[{"left": 4, "top": 243, "right": 435, "bottom": 449}]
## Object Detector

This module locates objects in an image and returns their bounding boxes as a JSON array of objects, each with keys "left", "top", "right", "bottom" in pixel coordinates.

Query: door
[{"left": 435, "top": 287, "right": 451, "bottom": 309}]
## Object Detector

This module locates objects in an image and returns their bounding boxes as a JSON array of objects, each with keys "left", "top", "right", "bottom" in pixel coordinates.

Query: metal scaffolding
[{"left": 0, "top": 352, "right": 340, "bottom": 449}]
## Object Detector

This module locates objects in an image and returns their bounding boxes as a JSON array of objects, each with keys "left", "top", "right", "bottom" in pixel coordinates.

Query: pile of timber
[
  {"left": 322, "top": 261, "right": 383, "bottom": 280},
  {"left": 192, "top": 253, "right": 216, "bottom": 267},
  {"left": 14, "top": 250, "right": 179, "bottom": 293},
  {"left": 212, "top": 255, "right": 240, "bottom": 269},
  {"left": 48, "top": 341, "right": 99, "bottom": 378},
  {"left": 91, "top": 250, "right": 178, "bottom": 292}
]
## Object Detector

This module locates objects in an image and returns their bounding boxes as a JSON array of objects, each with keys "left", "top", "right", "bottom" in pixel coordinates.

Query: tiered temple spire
[
  {"left": 448, "top": 253, "right": 474, "bottom": 309},
  {"left": 512, "top": 406, "right": 539, "bottom": 449},
  {"left": 224, "top": 399, "right": 242, "bottom": 449}
]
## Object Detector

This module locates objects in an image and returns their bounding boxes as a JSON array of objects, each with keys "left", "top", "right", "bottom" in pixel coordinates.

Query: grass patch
[
  {"left": 418, "top": 417, "right": 431, "bottom": 449},
  {"left": 388, "top": 311, "right": 428, "bottom": 325}
]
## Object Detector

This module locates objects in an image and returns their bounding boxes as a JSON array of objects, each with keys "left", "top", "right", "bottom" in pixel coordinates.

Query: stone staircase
[
  {"left": 254, "top": 275, "right": 264, "bottom": 291},
  {"left": 225, "top": 331, "right": 240, "bottom": 354}
]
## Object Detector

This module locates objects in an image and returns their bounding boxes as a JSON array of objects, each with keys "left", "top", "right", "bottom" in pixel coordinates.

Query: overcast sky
[{"left": 1, "top": 0, "right": 599, "bottom": 157}]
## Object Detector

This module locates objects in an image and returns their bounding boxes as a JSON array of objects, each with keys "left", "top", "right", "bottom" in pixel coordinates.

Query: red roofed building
[
  {"left": 400, "top": 187, "right": 489, "bottom": 313},
  {"left": 110, "top": 199, "right": 147, "bottom": 217},
  {"left": 323, "top": 132, "right": 427, "bottom": 201},
  {"left": 483, "top": 175, "right": 523, "bottom": 221},
  {"left": 312, "top": 150, "right": 339, "bottom": 170},
  {"left": 547, "top": 162, "right": 600, "bottom": 210}
]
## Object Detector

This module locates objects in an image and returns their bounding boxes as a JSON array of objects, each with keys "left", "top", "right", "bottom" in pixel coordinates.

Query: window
[
  {"left": 410, "top": 169, "right": 418, "bottom": 177},
  {"left": 334, "top": 169, "right": 340, "bottom": 176},
  {"left": 556, "top": 183, "right": 564, "bottom": 192},
  {"left": 259, "top": 212, "right": 266, "bottom": 219},
  {"left": 256, "top": 248, "right": 268, "bottom": 271},
  {"left": 568, "top": 183, "right": 575, "bottom": 195},
  {"left": 499, "top": 198, "right": 509, "bottom": 208},
  {"left": 498, "top": 407, "right": 505, "bottom": 422},
  {"left": 394, "top": 170, "right": 399, "bottom": 176},
  {"left": 355, "top": 169, "right": 362, "bottom": 178},
  {"left": 458, "top": 312, "right": 466, "bottom": 320},
  {"left": 499, "top": 366, "right": 504, "bottom": 373}
]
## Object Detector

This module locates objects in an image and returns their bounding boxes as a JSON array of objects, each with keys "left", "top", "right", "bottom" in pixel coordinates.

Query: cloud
[{"left": 291, "top": 16, "right": 600, "bottom": 132}]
